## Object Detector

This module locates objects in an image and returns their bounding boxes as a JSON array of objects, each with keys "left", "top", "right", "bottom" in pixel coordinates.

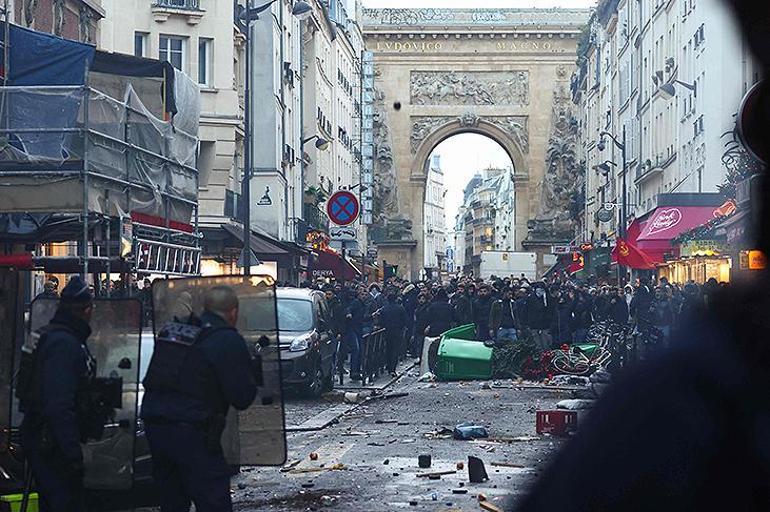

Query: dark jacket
[
  {"left": 527, "top": 293, "right": 553, "bottom": 330},
  {"left": 426, "top": 299, "right": 455, "bottom": 337},
  {"left": 379, "top": 302, "right": 407, "bottom": 334},
  {"left": 472, "top": 296, "right": 493, "bottom": 329},
  {"left": 630, "top": 286, "right": 654, "bottom": 321},
  {"left": 344, "top": 297, "right": 365, "bottom": 332},
  {"left": 609, "top": 296, "right": 629, "bottom": 324},
  {"left": 651, "top": 298, "right": 675, "bottom": 327},
  {"left": 451, "top": 293, "right": 473, "bottom": 325},
  {"left": 414, "top": 302, "right": 431, "bottom": 339},
  {"left": 20, "top": 310, "right": 93, "bottom": 464},
  {"left": 490, "top": 298, "right": 518, "bottom": 331},
  {"left": 551, "top": 300, "right": 574, "bottom": 343},
  {"left": 515, "top": 296, "right": 529, "bottom": 327},
  {"left": 324, "top": 296, "right": 345, "bottom": 338},
  {"left": 141, "top": 311, "right": 257, "bottom": 423}
]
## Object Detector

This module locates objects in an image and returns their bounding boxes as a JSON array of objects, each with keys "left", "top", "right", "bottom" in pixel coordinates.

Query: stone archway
[{"left": 363, "top": 8, "right": 588, "bottom": 279}]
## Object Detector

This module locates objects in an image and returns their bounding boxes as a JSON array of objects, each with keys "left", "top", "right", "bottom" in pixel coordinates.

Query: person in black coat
[
  {"left": 142, "top": 286, "right": 257, "bottom": 511},
  {"left": 472, "top": 284, "right": 494, "bottom": 341},
  {"left": 451, "top": 283, "right": 473, "bottom": 326},
  {"left": 425, "top": 288, "right": 455, "bottom": 338},
  {"left": 412, "top": 293, "right": 431, "bottom": 357},
  {"left": 378, "top": 292, "right": 407, "bottom": 376},
  {"left": 551, "top": 291, "right": 574, "bottom": 346},
  {"left": 609, "top": 289, "right": 630, "bottom": 325},
  {"left": 342, "top": 289, "right": 365, "bottom": 380},
  {"left": 20, "top": 277, "right": 96, "bottom": 512},
  {"left": 527, "top": 284, "right": 553, "bottom": 351}
]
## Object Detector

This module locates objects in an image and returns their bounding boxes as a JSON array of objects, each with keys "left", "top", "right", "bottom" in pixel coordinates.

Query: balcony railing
[
  {"left": 304, "top": 204, "right": 330, "bottom": 233},
  {"left": 153, "top": 0, "right": 200, "bottom": 10}
]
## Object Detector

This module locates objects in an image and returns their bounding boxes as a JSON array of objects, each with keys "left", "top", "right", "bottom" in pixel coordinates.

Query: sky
[
  {"left": 362, "top": 0, "right": 594, "bottom": 7},
  {"left": 430, "top": 134, "right": 513, "bottom": 230}
]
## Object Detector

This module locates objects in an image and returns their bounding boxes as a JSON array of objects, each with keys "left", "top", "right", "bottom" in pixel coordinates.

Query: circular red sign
[{"left": 326, "top": 191, "right": 360, "bottom": 226}]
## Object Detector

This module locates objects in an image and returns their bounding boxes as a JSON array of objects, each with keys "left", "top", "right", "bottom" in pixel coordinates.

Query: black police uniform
[
  {"left": 19, "top": 277, "right": 96, "bottom": 512},
  {"left": 141, "top": 310, "right": 257, "bottom": 512}
]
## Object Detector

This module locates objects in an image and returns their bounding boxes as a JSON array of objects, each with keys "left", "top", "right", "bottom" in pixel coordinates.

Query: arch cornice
[{"left": 409, "top": 114, "right": 529, "bottom": 182}]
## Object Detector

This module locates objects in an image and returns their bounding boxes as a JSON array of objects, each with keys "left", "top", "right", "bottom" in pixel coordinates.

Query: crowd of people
[{"left": 305, "top": 273, "right": 726, "bottom": 379}]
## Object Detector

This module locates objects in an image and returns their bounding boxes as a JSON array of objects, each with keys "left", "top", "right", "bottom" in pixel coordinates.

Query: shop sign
[
  {"left": 749, "top": 250, "right": 767, "bottom": 270},
  {"left": 552, "top": 245, "right": 571, "bottom": 255},
  {"left": 580, "top": 243, "right": 594, "bottom": 252},
  {"left": 680, "top": 240, "right": 727, "bottom": 257}
]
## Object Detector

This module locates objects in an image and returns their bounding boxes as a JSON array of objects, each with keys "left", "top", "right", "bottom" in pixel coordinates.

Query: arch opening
[{"left": 421, "top": 132, "right": 516, "bottom": 279}]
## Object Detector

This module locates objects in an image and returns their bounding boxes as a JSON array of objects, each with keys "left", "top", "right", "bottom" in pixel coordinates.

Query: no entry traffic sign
[{"left": 327, "top": 191, "right": 360, "bottom": 226}]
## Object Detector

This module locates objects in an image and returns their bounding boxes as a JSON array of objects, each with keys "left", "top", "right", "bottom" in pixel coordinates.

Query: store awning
[
  {"left": 638, "top": 206, "right": 722, "bottom": 243},
  {"left": 222, "top": 225, "right": 288, "bottom": 257},
  {"left": 310, "top": 250, "right": 361, "bottom": 281}
]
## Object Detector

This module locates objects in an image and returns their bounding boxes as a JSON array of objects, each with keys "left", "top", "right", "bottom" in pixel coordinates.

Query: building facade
[
  {"left": 452, "top": 167, "right": 515, "bottom": 276},
  {"left": 302, "top": 0, "right": 366, "bottom": 257},
  {"left": 574, "top": 0, "right": 760, "bottom": 245},
  {"left": 423, "top": 154, "right": 446, "bottom": 274},
  {"left": 13, "top": 0, "right": 103, "bottom": 43}
]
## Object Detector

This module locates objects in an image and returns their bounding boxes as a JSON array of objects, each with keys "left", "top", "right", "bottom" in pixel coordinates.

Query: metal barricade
[{"left": 361, "top": 328, "right": 387, "bottom": 385}]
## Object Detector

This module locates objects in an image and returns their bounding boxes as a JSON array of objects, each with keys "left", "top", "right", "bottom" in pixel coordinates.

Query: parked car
[{"left": 275, "top": 288, "right": 337, "bottom": 397}]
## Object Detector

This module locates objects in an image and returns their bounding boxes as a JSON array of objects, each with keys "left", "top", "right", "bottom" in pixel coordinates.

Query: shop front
[{"left": 657, "top": 239, "right": 732, "bottom": 284}]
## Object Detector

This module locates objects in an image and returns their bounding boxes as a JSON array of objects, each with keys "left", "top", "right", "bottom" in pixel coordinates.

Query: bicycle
[{"left": 550, "top": 343, "right": 612, "bottom": 376}]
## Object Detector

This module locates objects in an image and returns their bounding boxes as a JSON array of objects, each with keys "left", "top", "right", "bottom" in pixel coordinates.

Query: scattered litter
[
  {"left": 237, "top": 483, "right": 246, "bottom": 490},
  {"left": 549, "top": 375, "right": 590, "bottom": 387},
  {"left": 402, "top": 438, "right": 416, "bottom": 444},
  {"left": 556, "top": 399, "right": 596, "bottom": 410},
  {"left": 344, "top": 392, "right": 362, "bottom": 404},
  {"left": 383, "top": 459, "right": 390, "bottom": 465},
  {"left": 468, "top": 456, "right": 489, "bottom": 483},
  {"left": 452, "top": 489, "right": 469, "bottom": 495},
  {"left": 454, "top": 423, "right": 489, "bottom": 440},
  {"left": 301, "top": 482, "right": 315, "bottom": 489},
  {"left": 478, "top": 493, "right": 488, "bottom": 502},
  {"left": 425, "top": 427, "right": 454, "bottom": 440},
  {"left": 309, "top": 452, "right": 319, "bottom": 461},
  {"left": 484, "top": 436, "right": 539, "bottom": 443},
  {"left": 409, "top": 499, "right": 418, "bottom": 506},
  {"left": 341, "top": 431, "right": 373, "bottom": 436},
  {"left": 418, "top": 454, "right": 432, "bottom": 468},
  {"left": 491, "top": 461, "right": 526, "bottom": 469},
  {"left": 280, "top": 459, "right": 302, "bottom": 472},
  {"left": 416, "top": 470, "right": 457, "bottom": 479},
  {"left": 368, "top": 391, "right": 410, "bottom": 402},
  {"left": 321, "top": 495, "right": 338, "bottom": 506},
  {"left": 288, "top": 463, "right": 346, "bottom": 474},
  {"left": 367, "top": 442, "right": 385, "bottom": 447},
  {"left": 375, "top": 419, "right": 398, "bottom": 424},
  {"left": 590, "top": 368, "right": 612, "bottom": 384},
  {"left": 479, "top": 501, "right": 503, "bottom": 512},
  {"left": 418, "top": 372, "right": 437, "bottom": 382},
  {"left": 431, "top": 492, "right": 438, "bottom": 501},
  {"left": 456, "top": 462, "right": 465, "bottom": 470},
  {"left": 428, "top": 474, "right": 442, "bottom": 480}
]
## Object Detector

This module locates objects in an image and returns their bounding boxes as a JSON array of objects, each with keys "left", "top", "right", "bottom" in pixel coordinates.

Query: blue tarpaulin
[{"left": 0, "top": 23, "right": 94, "bottom": 86}]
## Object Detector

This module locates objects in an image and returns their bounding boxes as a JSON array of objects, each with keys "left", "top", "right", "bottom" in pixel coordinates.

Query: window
[
  {"left": 159, "top": 35, "right": 185, "bottom": 72},
  {"left": 134, "top": 32, "right": 148, "bottom": 58},
  {"left": 198, "top": 38, "right": 212, "bottom": 86}
]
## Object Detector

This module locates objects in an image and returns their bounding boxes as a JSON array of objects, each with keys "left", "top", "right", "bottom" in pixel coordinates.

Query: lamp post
[
  {"left": 599, "top": 125, "right": 627, "bottom": 285},
  {"left": 240, "top": 0, "right": 312, "bottom": 275}
]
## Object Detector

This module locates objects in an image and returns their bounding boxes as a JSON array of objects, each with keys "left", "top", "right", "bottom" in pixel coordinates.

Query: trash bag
[{"left": 453, "top": 422, "right": 489, "bottom": 440}]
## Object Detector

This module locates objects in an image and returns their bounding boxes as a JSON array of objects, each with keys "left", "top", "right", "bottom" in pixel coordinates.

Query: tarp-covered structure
[{"left": 0, "top": 23, "right": 200, "bottom": 230}]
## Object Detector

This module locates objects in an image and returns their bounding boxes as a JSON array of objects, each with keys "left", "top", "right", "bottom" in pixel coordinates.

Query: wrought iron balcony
[
  {"left": 154, "top": 0, "right": 200, "bottom": 9},
  {"left": 304, "top": 204, "right": 330, "bottom": 233}
]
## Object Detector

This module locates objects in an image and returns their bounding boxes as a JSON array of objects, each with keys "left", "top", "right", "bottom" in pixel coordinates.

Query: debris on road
[
  {"left": 416, "top": 470, "right": 457, "bottom": 479},
  {"left": 418, "top": 454, "right": 432, "bottom": 468},
  {"left": 374, "top": 419, "right": 398, "bottom": 424},
  {"left": 456, "top": 461, "right": 465, "bottom": 470},
  {"left": 425, "top": 427, "right": 454, "bottom": 440},
  {"left": 536, "top": 410, "right": 578, "bottom": 436},
  {"left": 309, "top": 452, "right": 319, "bottom": 461},
  {"left": 288, "top": 463, "right": 346, "bottom": 474},
  {"left": 280, "top": 459, "right": 303, "bottom": 472},
  {"left": 454, "top": 423, "right": 489, "bottom": 440},
  {"left": 453, "top": 488, "right": 469, "bottom": 494},
  {"left": 483, "top": 435, "right": 540, "bottom": 443},
  {"left": 468, "top": 456, "right": 489, "bottom": 483},
  {"left": 556, "top": 399, "right": 596, "bottom": 410},
  {"left": 491, "top": 461, "right": 526, "bottom": 469},
  {"left": 418, "top": 372, "right": 436, "bottom": 382},
  {"left": 479, "top": 501, "right": 504, "bottom": 512}
]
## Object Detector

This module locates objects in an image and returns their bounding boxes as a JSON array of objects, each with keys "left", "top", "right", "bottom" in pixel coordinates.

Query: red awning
[{"left": 310, "top": 250, "right": 361, "bottom": 281}]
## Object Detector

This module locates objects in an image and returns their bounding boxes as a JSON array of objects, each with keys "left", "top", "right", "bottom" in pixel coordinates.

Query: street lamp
[
  {"left": 302, "top": 134, "right": 332, "bottom": 151},
  {"left": 598, "top": 127, "right": 627, "bottom": 285},
  {"left": 240, "top": 0, "right": 310, "bottom": 275},
  {"left": 657, "top": 80, "right": 697, "bottom": 100},
  {"left": 592, "top": 160, "right": 617, "bottom": 177}
]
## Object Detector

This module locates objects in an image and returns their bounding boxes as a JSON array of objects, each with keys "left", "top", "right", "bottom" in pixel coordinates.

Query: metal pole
[
  {"left": 242, "top": 2, "right": 252, "bottom": 276},
  {"left": 620, "top": 125, "right": 628, "bottom": 286}
]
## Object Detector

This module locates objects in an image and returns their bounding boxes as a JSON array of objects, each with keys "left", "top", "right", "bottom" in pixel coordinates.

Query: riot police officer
[
  {"left": 142, "top": 285, "right": 258, "bottom": 511},
  {"left": 19, "top": 276, "right": 96, "bottom": 512}
]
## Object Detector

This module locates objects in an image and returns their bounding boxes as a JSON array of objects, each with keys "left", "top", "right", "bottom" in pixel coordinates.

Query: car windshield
[{"left": 277, "top": 298, "right": 314, "bottom": 332}]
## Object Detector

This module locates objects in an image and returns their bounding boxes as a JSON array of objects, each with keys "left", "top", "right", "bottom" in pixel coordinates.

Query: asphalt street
[{"left": 231, "top": 368, "right": 572, "bottom": 512}]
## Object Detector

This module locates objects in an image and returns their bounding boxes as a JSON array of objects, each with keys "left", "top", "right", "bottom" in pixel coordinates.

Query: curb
[{"left": 285, "top": 362, "right": 417, "bottom": 433}]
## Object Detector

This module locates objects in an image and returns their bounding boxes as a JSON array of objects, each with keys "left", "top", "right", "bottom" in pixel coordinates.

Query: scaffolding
[{"left": 0, "top": 23, "right": 201, "bottom": 279}]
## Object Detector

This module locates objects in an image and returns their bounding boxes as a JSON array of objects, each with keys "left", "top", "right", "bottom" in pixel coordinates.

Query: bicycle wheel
[{"left": 551, "top": 353, "right": 585, "bottom": 375}]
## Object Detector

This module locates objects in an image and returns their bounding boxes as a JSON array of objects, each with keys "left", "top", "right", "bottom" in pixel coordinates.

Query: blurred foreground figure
[{"left": 519, "top": 2, "right": 770, "bottom": 510}]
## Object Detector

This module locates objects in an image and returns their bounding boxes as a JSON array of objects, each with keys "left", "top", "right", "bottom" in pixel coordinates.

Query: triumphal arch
[{"left": 362, "top": 8, "right": 589, "bottom": 278}]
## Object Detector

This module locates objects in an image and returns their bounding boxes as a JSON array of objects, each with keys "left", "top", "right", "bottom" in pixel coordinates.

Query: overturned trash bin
[{"left": 434, "top": 325, "right": 493, "bottom": 381}]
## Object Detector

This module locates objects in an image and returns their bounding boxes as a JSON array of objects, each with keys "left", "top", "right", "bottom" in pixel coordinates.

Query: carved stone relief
[
  {"left": 410, "top": 71, "right": 529, "bottom": 106},
  {"left": 528, "top": 86, "right": 584, "bottom": 241},
  {"left": 371, "top": 87, "right": 414, "bottom": 242},
  {"left": 79, "top": 6, "right": 94, "bottom": 44},
  {"left": 23, "top": 0, "right": 38, "bottom": 27},
  {"left": 410, "top": 115, "right": 529, "bottom": 155},
  {"left": 53, "top": 0, "right": 66, "bottom": 37}
]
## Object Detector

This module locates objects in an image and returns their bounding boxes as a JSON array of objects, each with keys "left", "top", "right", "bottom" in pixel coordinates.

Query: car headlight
[{"left": 289, "top": 335, "right": 312, "bottom": 352}]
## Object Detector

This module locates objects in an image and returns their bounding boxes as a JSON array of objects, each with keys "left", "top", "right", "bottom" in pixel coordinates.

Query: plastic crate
[
  {"left": 536, "top": 410, "right": 578, "bottom": 436},
  {"left": 0, "top": 493, "right": 39, "bottom": 512}
]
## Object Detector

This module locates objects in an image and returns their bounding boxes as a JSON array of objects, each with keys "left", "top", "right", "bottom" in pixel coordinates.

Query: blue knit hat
[{"left": 60, "top": 276, "right": 94, "bottom": 304}]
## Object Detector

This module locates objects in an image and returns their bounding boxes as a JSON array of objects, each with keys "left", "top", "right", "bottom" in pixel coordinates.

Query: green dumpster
[{"left": 434, "top": 324, "right": 493, "bottom": 381}]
